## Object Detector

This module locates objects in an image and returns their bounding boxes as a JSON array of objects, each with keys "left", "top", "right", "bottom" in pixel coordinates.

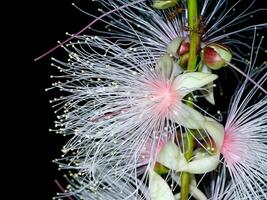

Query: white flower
[
  {"left": 57, "top": 171, "right": 150, "bottom": 200},
  {"left": 93, "top": 0, "right": 266, "bottom": 62},
  {"left": 51, "top": 38, "right": 218, "bottom": 195},
  {"left": 206, "top": 165, "right": 267, "bottom": 200},
  {"left": 219, "top": 63, "right": 267, "bottom": 199},
  {"left": 45, "top": 1, "right": 267, "bottom": 199}
]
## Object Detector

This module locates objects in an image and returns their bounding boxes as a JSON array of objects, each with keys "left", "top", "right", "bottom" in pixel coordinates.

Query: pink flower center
[
  {"left": 221, "top": 127, "right": 247, "bottom": 168},
  {"left": 148, "top": 79, "right": 180, "bottom": 118}
]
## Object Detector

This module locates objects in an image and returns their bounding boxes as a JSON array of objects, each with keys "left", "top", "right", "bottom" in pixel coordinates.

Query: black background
[
  {"left": 23, "top": 0, "right": 267, "bottom": 199},
  {"left": 30, "top": 1, "right": 95, "bottom": 199}
]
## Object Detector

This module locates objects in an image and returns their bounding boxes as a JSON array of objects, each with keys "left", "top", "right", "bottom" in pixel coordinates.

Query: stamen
[
  {"left": 228, "top": 62, "right": 267, "bottom": 94},
  {"left": 34, "top": 0, "right": 146, "bottom": 61}
]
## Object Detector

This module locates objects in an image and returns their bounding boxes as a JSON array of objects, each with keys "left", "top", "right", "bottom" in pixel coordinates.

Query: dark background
[
  {"left": 26, "top": 0, "right": 266, "bottom": 199},
  {"left": 30, "top": 1, "right": 97, "bottom": 199}
]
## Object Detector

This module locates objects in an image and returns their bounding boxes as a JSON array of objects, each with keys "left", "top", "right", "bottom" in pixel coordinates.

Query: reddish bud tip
[{"left": 202, "top": 43, "right": 232, "bottom": 70}]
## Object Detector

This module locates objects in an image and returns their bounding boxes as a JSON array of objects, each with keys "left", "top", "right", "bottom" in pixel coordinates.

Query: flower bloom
[
  {"left": 51, "top": 37, "right": 218, "bottom": 196},
  {"left": 47, "top": 1, "right": 267, "bottom": 199},
  {"left": 219, "top": 66, "right": 267, "bottom": 199},
  {"left": 89, "top": 0, "right": 266, "bottom": 62}
]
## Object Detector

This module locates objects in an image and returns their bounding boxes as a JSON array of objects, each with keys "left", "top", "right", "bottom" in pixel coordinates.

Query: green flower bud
[
  {"left": 178, "top": 52, "right": 189, "bottom": 69},
  {"left": 202, "top": 43, "right": 232, "bottom": 70},
  {"left": 152, "top": 0, "right": 179, "bottom": 10}
]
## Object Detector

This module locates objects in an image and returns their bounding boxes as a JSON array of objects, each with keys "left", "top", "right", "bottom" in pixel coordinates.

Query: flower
[
  {"left": 58, "top": 170, "right": 150, "bottom": 200},
  {"left": 93, "top": 0, "right": 266, "bottom": 63},
  {"left": 51, "top": 37, "right": 218, "bottom": 195},
  {"left": 206, "top": 165, "right": 267, "bottom": 200},
  {"left": 45, "top": 1, "right": 267, "bottom": 199},
  {"left": 219, "top": 63, "right": 267, "bottom": 199}
]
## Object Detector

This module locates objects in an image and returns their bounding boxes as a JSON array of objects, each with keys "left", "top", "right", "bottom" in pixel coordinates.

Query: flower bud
[
  {"left": 178, "top": 52, "right": 189, "bottom": 69},
  {"left": 166, "top": 37, "right": 185, "bottom": 58},
  {"left": 177, "top": 39, "right": 190, "bottom": 56},
  {"left": 152, "top": 0, "right": 179, "bottom": 9},
  {"left": 202, "top": 43, "right": 232, "bottom": 70}
]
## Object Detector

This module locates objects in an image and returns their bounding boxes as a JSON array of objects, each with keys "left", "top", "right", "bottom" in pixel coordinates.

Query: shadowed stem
[{"left": 181, "top": 0, "right": 200, "bottom": 199}]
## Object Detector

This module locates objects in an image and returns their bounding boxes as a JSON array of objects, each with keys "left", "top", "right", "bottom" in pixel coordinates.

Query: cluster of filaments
[{"left": 49, "top": 0, "right": 267, "bottom": 199}]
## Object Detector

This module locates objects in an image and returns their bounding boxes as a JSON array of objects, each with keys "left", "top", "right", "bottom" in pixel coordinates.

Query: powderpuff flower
[
  {"left": 46, "top": 0, "right": 266, "bottom": 107},
  {"left": 206, "top": 165, "right": 267, "bottom": 200},
  {"left": 51, "top": 38, "right": 218, "bottom": 190},
  {"left": 57, "top": 170, "right": 150, "bottom": 200},
  {"left": 219, "top": 63, "right": 267, "bottom": 199},
  {"left": 37, "top": 0, "right": 266, "bottom": 63},
  {"left": 79, "top": 0, "right": 267, "bottom": 62}
]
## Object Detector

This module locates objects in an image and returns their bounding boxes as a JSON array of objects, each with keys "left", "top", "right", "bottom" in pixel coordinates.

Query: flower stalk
[
  {"left": 187, "top": 0, "right": 200, "bottom": 71},
  {"left": 181, "top": 0, "right": 200, "bottom": 199}
]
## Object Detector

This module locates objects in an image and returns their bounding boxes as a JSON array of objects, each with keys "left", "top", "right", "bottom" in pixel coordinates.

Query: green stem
[
  {"left": 187, "top": 0, "right": 200, "bottom": 71},
  {"left": 181, "top": 0, "right": 200, "bottom": 199},
  {"left": 181, "top": 132, "right": 194, "bottom": 200}
]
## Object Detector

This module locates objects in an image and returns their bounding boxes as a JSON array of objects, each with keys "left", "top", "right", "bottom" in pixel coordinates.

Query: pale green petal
[
  {"left": 201, "top": 65, "right": 215, "bottom": 105},
  {"left": 178, "top": 153, "right": 220, "bottom": 174},
  {"left": 172, "top": 103, "right": 206, "bottom": 129},
  {"left": 173, "top": 62, "right": 183, "bottom": 76},
  {"left": 174, "top": 193, "right": 181, "bottom": 200},
  {"left": 174, "top": 72, "right": 218, "bottom": 96},
  {"left": 204, "top": 117, "right": 225, "bottom": 151},
  {"left": 152, "top": 0, "right": 179, "bottom": 9},
  {"left": 156, "top": 54, "right": 183, "bottom": 78},
  {"left": 189, "top": 185, "right": 208, "bottom": 200},
  {"left": 149, "top": 169, "right": 176, "bottom": 200},
  {"left": 156, "top": 54, "right": 173, "bottom": 78},
  {"left": 202, "top": 83, "right": 215, "bottom": 105},
  {"left": 156, "top": 141, "right": 187, "bottom": 170}
]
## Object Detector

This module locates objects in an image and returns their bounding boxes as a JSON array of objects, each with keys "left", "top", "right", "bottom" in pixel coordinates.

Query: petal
[
  {"left": 202, "top": 83, "right": 215, "bottom": 105},
  {"left": 152, "top": 0, "right": 179, "bottom": 10},
  {"left": 201, "top": 65, "right": 215, "bottom": 105},
  {"left": 174, "top": 193, "right": 181, "bottom": 200},
  {"left": 149, "top": 169, "right": 176, "bottom": 200},
  {"left": 178, "top": 153, "right": 220, "bottom": 174},
  {"left": 156, "top": 141, "right": 187, "bottom": 170},
  {"left": 204, "top": 117, "right": 225, "bottom": 151},
  {"left": 156, "top": 54, "right": 174, "bottom": 79},
  {"left": 189, "top": 185, "right": 208, "bottom": 200},
  {"left": 172, "top": 103, "right": 206, "bottom": 129},
  {"left": 174, "top": 72, "right": 218, "bottom": 96}
]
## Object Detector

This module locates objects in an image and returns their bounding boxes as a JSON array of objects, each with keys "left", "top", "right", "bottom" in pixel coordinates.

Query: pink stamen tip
[{"left": 34, "top": 0, "right": 146, "bottom": 62}]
